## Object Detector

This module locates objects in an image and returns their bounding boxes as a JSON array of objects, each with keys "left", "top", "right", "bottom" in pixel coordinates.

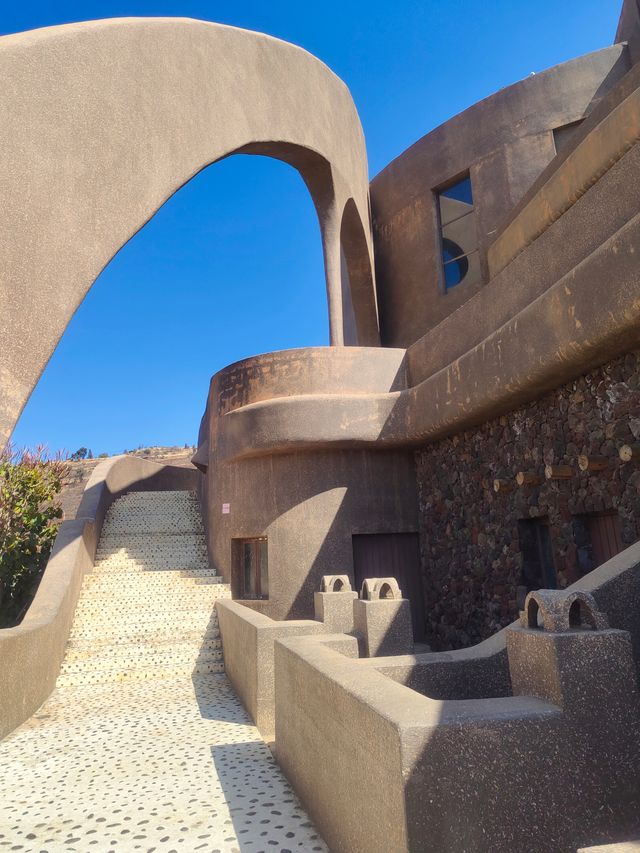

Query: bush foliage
[{"left": 0, "top": 446, "right": 68, "bottom": 627}]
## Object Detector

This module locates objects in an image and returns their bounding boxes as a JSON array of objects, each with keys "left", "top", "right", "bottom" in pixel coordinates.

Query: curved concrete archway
[
  {"left": 0, "top": 17, "right": 378, "bottom": 445},
  {"left": 340, "top": 198, "right": 379, "bottom": 346}
]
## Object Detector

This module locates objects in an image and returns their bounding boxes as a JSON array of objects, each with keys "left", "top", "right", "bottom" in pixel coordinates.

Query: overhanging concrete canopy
[{"left": 0, "top": 17, "right": 378, "bottom": 446}]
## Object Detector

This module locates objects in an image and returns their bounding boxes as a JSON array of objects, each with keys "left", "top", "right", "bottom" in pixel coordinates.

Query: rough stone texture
[{"left": 416, "top": 349, "right": 640, "bottom": 650}]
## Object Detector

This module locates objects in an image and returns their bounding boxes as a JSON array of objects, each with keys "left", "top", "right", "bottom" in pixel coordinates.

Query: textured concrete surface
[
  {"left": 216, "top": 599, "right": 326, "bottom": 741},
  {"left": 0, "top": 490, "right": 327, "bottom": 852},
  {"left": 0, "top": 17, "right": 378, "bottom": 446},
  {"left": 371, "top": 44, "right": 629, "bottom": 347},
  {"left": 275, "top": 606, "right": 640, "bottom": 853},
  {"left": 0, "top": 456, "right": 202, "bottom": 739}
]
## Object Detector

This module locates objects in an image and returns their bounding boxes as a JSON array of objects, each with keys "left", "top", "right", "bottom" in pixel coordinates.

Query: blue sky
[{"left": 8, "top": 0, "right": 619, "bottom": 456}]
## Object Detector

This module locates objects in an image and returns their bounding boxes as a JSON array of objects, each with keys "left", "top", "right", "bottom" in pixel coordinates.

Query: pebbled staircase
[{"left": 58, "top": 490, "right": 230, "bottom": 687}]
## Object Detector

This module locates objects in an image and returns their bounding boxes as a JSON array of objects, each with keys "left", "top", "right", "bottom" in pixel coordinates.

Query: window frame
[
  {"left": 232, "top": 536, "right": 269, "bottom": 600},
  {"left": 434, "top": 171, "right": 480, "bottom": 294}
]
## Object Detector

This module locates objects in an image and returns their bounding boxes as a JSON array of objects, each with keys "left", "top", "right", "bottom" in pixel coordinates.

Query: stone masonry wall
[{"left": 415, "top": 350, "right": 640, "bottom": 650}]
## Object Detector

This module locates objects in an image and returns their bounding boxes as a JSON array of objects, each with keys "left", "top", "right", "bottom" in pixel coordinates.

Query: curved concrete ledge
[
  {"left": 217, "top": 392, "right": 401, "bottom": 460},
  {"left": 211, "top": 346, "right": 407, "bottom": 418},
  {"left": 0, "top": 455, "right": 198, "bottom": 740}
]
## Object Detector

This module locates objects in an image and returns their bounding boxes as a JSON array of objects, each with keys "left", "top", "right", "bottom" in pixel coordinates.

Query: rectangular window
[
  {"left": 436, "top": 173, "right": 481, "bottom": 292},
  {"left": 518, "top": 517, "right": 557, "bottom": 591},
  {"left": 233, "top": 537, "right": 268, "bottom": 599},
  {"left": 553, "top": 120, "right": 583, "bottom": 155}
]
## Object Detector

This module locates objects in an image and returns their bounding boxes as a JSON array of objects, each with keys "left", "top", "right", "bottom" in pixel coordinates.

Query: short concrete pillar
[
  {"left": 507, "top": 589, "right": 637, "bottom": 712},
  {"left": 353, "top": 577, "right": 413, "bottom": 657},
  {"left": 314, "top": 575, "right": 358, "bottom": 633}
]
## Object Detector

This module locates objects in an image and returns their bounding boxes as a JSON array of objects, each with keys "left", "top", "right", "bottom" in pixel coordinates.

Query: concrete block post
[
  {"left": 353, "top": 577, "right": 413, "bottom": 657},
  {"left": 506, "top": 589, "right": 637, "bottom": 711},
  {"left": 314, "top": 575, "right": 359, "bottom": 634}
]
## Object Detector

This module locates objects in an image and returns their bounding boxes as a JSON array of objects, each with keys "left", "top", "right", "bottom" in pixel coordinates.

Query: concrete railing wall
[
  {"left": 215, "top": 599, "right": 327, "bottom": 741},
  {"left": 0, "top": 455, "right": 198, "bottom": 740}
]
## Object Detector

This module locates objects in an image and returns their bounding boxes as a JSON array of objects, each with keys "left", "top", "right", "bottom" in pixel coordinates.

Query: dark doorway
[
  {"left": 518, "top": 517, "right": 557, "bottom": 591},
  {"left": 352, "top": 533, "right": 426, "bottom": 640},
  {"left": 232, "top": 537, "right": 269, "bottom": 600}
]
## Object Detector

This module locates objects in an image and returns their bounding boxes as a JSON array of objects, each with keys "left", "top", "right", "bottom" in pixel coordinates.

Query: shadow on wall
[{"left": 214, "top": 449, "right": 419, "bottom": 623}]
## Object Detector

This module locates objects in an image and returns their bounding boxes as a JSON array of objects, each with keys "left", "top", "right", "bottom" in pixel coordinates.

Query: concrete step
[
  {"left": 62, "top": 489, "right": 227, "bottom": 680},
  {"left": 83, "top": 572, "right": 225, "bottom": 590},
  {"left": 64, "top": 636, "right": 223, "bottom": 661},
  {"left": 78, "top": 583, "right": 229, "bottom": 612},
  {"left": 69, "top": 621, "right": 222, "bottom": 644},
  {"left": 56, "top": 657, "right": 225, "bottom": 687},
  {"left": 76, "top": 584, "right": 229, "bottom": 621},
  {"left": 92, "top": 560, "right": 211, "bottom": 573},
  {"left": 60, "top": 645, "right": 223, "bottom": 675}
]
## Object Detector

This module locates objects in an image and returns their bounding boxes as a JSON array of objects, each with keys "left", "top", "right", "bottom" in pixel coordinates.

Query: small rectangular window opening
[
  {"left": 436, "top": 173, "right": 480, "bottom": 292},
  {"left": 553, "top": 120, "right": 583, "bottom": 155}
]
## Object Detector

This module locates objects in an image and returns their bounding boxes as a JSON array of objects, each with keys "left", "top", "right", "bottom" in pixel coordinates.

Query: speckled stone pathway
[{"left": 0, "top": 491, "right": 327, "bottom": 853}]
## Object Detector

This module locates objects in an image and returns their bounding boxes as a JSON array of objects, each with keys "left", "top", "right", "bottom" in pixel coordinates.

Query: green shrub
[{"left": 0, "top": 446, "right": 68, "bottom": 627}]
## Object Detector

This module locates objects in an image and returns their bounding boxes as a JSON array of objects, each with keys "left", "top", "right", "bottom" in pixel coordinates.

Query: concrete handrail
[{"left": 0, "top": 454, "right": 198, "bottom": 739}]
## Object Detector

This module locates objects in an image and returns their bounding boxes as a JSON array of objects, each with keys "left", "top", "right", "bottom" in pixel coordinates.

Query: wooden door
[
  {"left": 352, "top": 533, "right": 426, "bottom": 640},
  {"left": 588, "top": 513, "right": 624, "bottom": 568}
]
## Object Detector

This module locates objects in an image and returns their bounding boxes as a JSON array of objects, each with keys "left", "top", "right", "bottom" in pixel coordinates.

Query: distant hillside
[{"left": 60, "top": 446, "right": 196, "bottom": 520}]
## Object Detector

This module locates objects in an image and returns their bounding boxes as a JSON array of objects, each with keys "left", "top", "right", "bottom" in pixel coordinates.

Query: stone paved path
[{"left": 0, "top": 491, "right": 327, "bottom": 853}]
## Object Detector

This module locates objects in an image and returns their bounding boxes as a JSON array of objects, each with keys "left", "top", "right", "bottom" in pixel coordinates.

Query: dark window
[
  {"left": 233, "top": 537, "right": 268, "bottom": 599},
  {"left": 436, "top": 174, "right": 481, "bottom": 291},
  {"left": 553, "top": 120, "right": 583, "bottom": 155},
  {"left": 518, "top": 518, "right": 557, "bottom": 591}
]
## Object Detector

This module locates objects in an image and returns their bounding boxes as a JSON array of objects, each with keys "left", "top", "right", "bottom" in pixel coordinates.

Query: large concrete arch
[{"left": 0, "top": 17, "right": 378, "bottom": 446}]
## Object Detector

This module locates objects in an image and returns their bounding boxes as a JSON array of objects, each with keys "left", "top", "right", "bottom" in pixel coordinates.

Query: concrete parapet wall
[
  {"left": 215, "top": 599, "right": 326, "bottom": 740},
  {"left": 0, "top": 455, "right": 198, "bottom": 739},
  {"left": 274, "top": 616, "right": 640, "bottom": 852}
]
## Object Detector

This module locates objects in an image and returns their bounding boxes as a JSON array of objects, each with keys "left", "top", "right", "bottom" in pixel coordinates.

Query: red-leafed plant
[{"left": 0, "top": 445, "right": 68, "bottom": 627}]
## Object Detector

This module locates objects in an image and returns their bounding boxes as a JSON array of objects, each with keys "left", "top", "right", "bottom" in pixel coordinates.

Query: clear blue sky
[{"left": 8, "top": 0, "right": 618, "bottom": 456}]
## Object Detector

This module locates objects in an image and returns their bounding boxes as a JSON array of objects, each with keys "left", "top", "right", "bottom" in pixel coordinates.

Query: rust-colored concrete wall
[
  {"left": 198, "top": 347, "right": 418, "bottom": 621},
  {"left": 371, "top": 45, "right": 629, "bottom": 347}
]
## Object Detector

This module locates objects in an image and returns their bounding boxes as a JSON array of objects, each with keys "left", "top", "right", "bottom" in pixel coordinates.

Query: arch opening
[
  {"left": 0, "top": 17, "right": 377, "bottom": 447},
  {"left": 568, "top": 599, "right": 597, "bottom": 630},
  {"left": 340, "top": 199, "right": 380, "bottom": 347},
  {"left": 527, "top": 597, "right": 543, "bottom": 629},
  {"left": 10, "top": 153, "right": 329, "bottom": 454}
]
